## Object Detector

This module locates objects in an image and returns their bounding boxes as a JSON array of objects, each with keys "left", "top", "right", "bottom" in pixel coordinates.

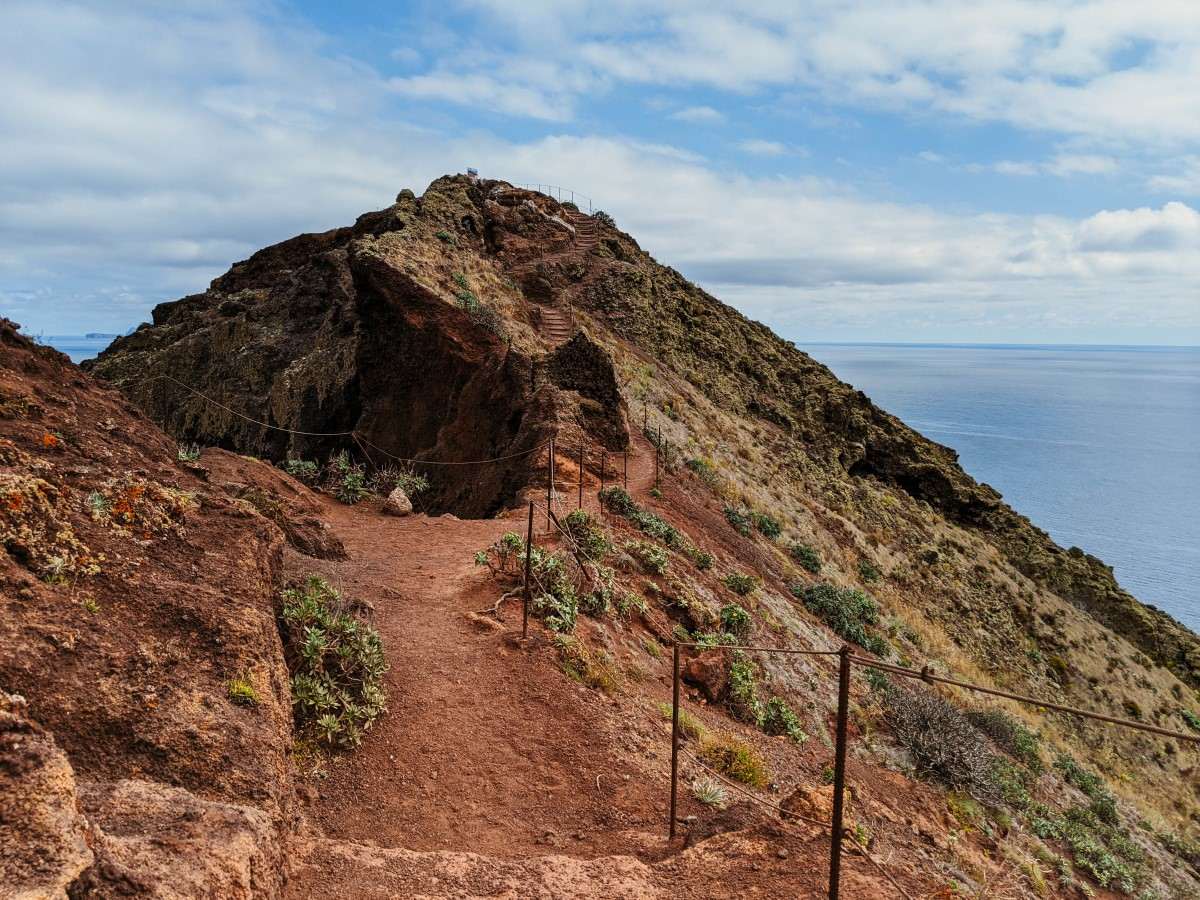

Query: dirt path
[{"left": 289, "top": 436, "right": 661, "bottom": 859}]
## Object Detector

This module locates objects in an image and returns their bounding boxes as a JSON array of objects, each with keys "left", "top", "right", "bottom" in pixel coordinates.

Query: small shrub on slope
[
  {"left": 719, "top": 602, "right": 752, "bottom": 637},
  {"left": 283, "top": 457, "right": 320, "bottom": 484},
  {"left": 282, "top": 576, "right": 387, "bottom": 749},
  {"left": 967, "top": 708, "right": 1043, "bottom": 773},
  {"left": 727, "top": 654, "right": 763, "bottom": 723},
  {"left": 368, "top": 463, "right": 429, "bottom": 498},
  {"left": 723, "top": 572, "right": 758, "bottom": 596},
  {"left": 323, "top": 451, "right": 369, "bottom": 505},
  {"left": 723, "top": 505, "right": 752, "bottom": 537},
  {"left": 698, "top": 733, "right": 769, "bottom": 788},
  {"left": 761, "top": 697, "right": 807, "bottom": 743},
  {"left": 796, "top": 583, "right": 886, "bottom": 653},
  {"left": 751, "top": 512, "right": 781, "bottom": 539},
  {"left": 790, "top": 543, "right": 821, "bottom": 574},
  {"left": 625, "top": 539, "right": 669, "bottom": 575},
  {"left": 564, "top": 509, "right": 611, "bottom": 561}
]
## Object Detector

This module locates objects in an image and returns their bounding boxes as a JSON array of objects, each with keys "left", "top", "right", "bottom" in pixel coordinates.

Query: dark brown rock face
[{"left": 88, "top": 177, "right": 628, "bottom": 518}]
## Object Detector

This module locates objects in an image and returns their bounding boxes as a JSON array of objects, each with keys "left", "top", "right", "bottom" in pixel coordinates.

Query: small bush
[
  {"left": 658, "top": 701, "right": 706, "bottom": 741},
  {"left": 685, "top": 456, "right": 720, "bottom": 489},
  {"left": 368, "top": 463, "right": 429, "bottom": 498},
  {"left": 593, "top": 210, "right": 615, "bottom": 228},
  {"left": 684, "top": 544, "right": 714, "bottom": 570},
  {"left": 282, "top": 576, "right": 387, "bottom": 748},
  {"left": 883, "top": 685, "right": 1000, "bottom": 802},
  {"left": 691, "top": 776, "right": 728, "bottom": 808},
  {"left": 555, "top": 635, "right": 620, "bottom": 694},
  {"left": 283, "top": 457, "right": 320, "bottom": 484},
  {"left": 324, "top": 451, "right": 369, "bottom": 505},
  {"left": 796, "top": 583, "right": 881, "bottom": 649},
  {"left": 761, "top": 697, "right": 807, "bottom": 743},
  {"left": 631, "top": 509, "right": 682, "bottom": 548},
  {"left": 719, "top": 602, "right": 752, "bottom": 637},
  {"left": 227, "top": 673, "right": 258, "bottom": 707},
  {"left": 456, "top": 290, "right": 503, "bottom": 334},
  {"left": 599, "top": 485, "right": 636, "bottom": 515},
  {"left": 625, "top": 540, "right": 669, "bottom": 575},
  {"left": 564, "top": 509, "right": 611, "bottom": 561},
  {"left": 857, "top": 559, "right": 881, "bottom": 583},
  {"left": 698, "top": 733, "right": 769, "bottom": 788},
  {"left": 723, "top": 572, "right": 758, "bottom": 596},
  {"left": 727, "top": 654, "right": 762, "bottom": 723},
  {"left": 435, "top": 229, "right": 454, "bottom": 243},
  {"left": 177, "top": 442, "right": 201, "bottom": 462},
  {"left": 723, "top": 505, "right": 752, "bottom": 537},
  {"left": 1181, "top": 708, "right": 1200, "bottom": 732},
  {"left": 790, "top": 543, "right": 821, "bottom": 574},
  {"left": 967, "top": 708, "right": 1043, "bottom": 772},
  {"left": 751, "top": 512, "right": 781, "bottom": 539},
  {"left": 1054, "top": 755, "right": 1118, "bottom": 825}
]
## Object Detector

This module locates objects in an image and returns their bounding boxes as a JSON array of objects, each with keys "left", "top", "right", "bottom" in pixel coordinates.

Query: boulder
[
  {"left": 682, "top": 651, "right": 729, "bottom": 703},
  {"left": 0, "top": 692, "right": 93, "bottom": 899},
  {"left": 383, "top": 488, "right": 413, "bottom": 516}
]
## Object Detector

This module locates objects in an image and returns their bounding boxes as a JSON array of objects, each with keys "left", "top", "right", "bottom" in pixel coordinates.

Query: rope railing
[{"left": 514, "top": 182, "right": 594, "bottom": 214}]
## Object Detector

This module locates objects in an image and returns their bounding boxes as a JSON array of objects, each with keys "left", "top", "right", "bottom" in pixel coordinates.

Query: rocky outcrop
[
  {"left": 88, "top": 178, "right": 629, "bottom": 518},
  {"left": 0, "top": 321, "right": 298, "bottom": 896},
  {"left": 0, "top": 693, "right": 92, "bottom": 899}
]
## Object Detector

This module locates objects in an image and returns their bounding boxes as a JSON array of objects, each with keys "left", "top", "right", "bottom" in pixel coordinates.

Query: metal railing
[
  {"left": 665, "top": 641, "right": 1200, "bottom": 899},
  {"left": 516, "top": 182, "right": 593, "bottom": 213}
]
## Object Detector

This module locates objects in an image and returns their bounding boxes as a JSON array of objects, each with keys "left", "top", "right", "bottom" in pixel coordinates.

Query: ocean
[
  {"left": 799, "top": 343, "right": 1199, "bottom": 632},
  {"left": 43, "top": 336, "right": 116, "bottom": 363},
  {"left": 47, "top": 335, "right": 1198, "bottom": 630}
]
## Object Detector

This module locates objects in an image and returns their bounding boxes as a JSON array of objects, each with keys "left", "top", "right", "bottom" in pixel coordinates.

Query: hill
[{"left": 7, "top": 175, "right": 1198, "bottom": 897}]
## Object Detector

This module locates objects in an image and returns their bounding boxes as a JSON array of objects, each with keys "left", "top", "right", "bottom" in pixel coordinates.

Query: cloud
[
  {"left": 917, "top": 150, "right": 945, "bottom": 163},
  {"left": 738, "top": 139, "right": 795, "bottom": 157},
  {"left": 1148, "top": 157, "right": 1200, "bottom": 195},
  {"left": 669, "top": 105, "right": 725, "bottom": 124},
  {"left": 965, "top": 153, "right": 1118, "bottom": 178},
  {"left": 993, "top": 161, "right": 1040, "bottom": 177},
  {"left": 387, "top": 71, "right": 571, "bottom": 120},
  {"left": 1075, "top": 201, "right": 1200, "bottom": 252}
]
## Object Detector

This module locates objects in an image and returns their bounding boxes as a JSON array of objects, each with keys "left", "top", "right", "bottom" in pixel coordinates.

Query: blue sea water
[
  {"left": 42, "top": 336, "right": 115, "bottom": 363},
  {"left": 798, "top": 343, "right": 1200, "bottom": 632}
]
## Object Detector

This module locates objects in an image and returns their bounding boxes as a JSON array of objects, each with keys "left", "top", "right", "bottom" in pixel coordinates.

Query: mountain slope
[{"left": 84, "top": 175, "right": 1200, "bottom": 895}]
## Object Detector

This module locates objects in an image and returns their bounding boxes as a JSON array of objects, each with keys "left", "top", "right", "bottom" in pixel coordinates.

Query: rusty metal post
[
  {"left": 669, "top": 642, "right": 681, "bottom": 840},
  {"left": 522, "top": 501, "right": 534, "bottom": 640},
  {"left": 546, "top": 438, "right": 555, "bottom": 532},
  {"left": 578, "top": 442, "right": 584, "bottom": 509},
  {"left": 600, "top": 450, "right": 606, "bottom": 494},
  {"left": 829, "top": 646, "right": 852, "bottom": 899},
  {"left": 624, "top": 449, "right": 628, "bottom": 488},
  {"left": 654, "top": 434, "right": 660, "bottom": 489}
]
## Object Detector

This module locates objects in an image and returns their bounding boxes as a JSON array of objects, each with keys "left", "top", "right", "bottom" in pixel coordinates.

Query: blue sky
[{"left": 2, "top": 1, "right": 1198, "bottom": 344}]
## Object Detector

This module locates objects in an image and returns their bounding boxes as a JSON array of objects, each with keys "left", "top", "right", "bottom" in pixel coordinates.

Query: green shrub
[
  {"left": 1181, "top": 708, "right": 1200, "bottom": 732},
  {"left": 177, "top": 442, "right": 201, "bottom": 462},
  {"left": 1054, "top": 755, "right": 1118, "bottom": 825},
  {"left": 564, "top": 509, "right": 611, "bottom": 561},
  {"left": 723, "top": 505, "right": 752, "bottom": 536},
  {"left": 698, "top": 733, "right": 769, "bottom": 788},
  {"left": 435, "top": 229, "right": 454, "bottom": 243},
  {"left": 761, "top": 697, "right": 807, "bottom": 742},
  {"left": 555, "top": 634, "right": 620, "bottom": 694},
  {"left": 368, "top": 463, "right": 430, "bottom": 498},
  {"left": 691, "top": 776, "right": 728, "bottom": 808},
  {"left": 692, "top": 631, "right": 739, "bottom": 648},
  {"left": 857, "top": 559, "right": 881, "bottom": 583},
  {"left": 625, "top": 540, "right": 669, "bottom": 575},
  {"left": 324, "top": 451, "right": 369, "bottom": 505},
  {"left": 579, "top": 565, "right": 616, "bottom": 617},
  {"left": 227, "top": 673, "right": 258, "bottom": 707},
  {"left": 751, "top": 512, "right": 781, "bottom": 539},
  {"left": 283, "top": 457, "right": 320, "bottom": 484},
  {"left": 599, "top": 486, "right": 637, "bottom": 515},
  {"left": 796, "top": 583, "right": 881, "bottom": 649},
  {"left": 1032, "top": 804, "right": 1145, "bottom": 892},
  {"left": 684, "top": 543, "right": 714, "bottom": 570},
  {"left": 476, "top": 534, "right": 579, "bottom": 632},
  {"left": 790, "top": 543, "right": 821, "bottom": 574},
  {"left": 966, "top": 708, "right": 1043, "bottom": 772},
  {"left": 723, "top": 572, "right": 758, "bottom": 596},
  {"left": 456, "top": 290, "right": 503, "bottom": 334},
  {"left": 883, "top": 685, "right": 1001, "bottom": 803},
  {"left": 281, "top": 576, "right": 387, "bottom": 748},
  {"left": 593, "top": 210, "right": 615, "bottom": 228},
  {"left": 727, "top": 654, "right": 763, "bottom": 723},
  {"left": 719, "top": 602, "right": 752, "bottom": 637}
]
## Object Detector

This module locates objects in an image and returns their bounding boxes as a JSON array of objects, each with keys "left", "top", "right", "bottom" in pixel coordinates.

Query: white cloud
[
  {"left": 1148, "top": 157, "right": 1200, "bottom": 195},
  {"left": 669, "top": 105, "right": 724, "bottom": 124},
  {"left": 1044, "top": 153, "right": 1118, "bottom": 176},
  {"left": 917, "top": 150, "right": 945, "bottom": 163},
  {"left": 388, "top": 71, "right": 571, "bottom": 120},
  {"left": 738, "top": 139, "right": 788, "bottom": 156},
  {"left": 993, "top": 161, "right": 1040, "bottom": 177}
]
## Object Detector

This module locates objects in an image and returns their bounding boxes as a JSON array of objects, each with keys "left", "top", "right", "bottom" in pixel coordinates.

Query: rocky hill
[{"left": 7, "top": 175, "right": 1199, "bottom": 897}]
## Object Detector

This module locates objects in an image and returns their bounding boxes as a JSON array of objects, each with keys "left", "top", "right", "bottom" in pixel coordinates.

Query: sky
[{"left": 2, "top": 1, "right": 1198, "bottom": 344}]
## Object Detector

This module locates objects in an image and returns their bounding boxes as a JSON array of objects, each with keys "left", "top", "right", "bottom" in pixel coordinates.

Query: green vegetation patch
[
  {"left": 282, "top": 576, "right": 387, "bottom": 749},
  {"left": 719, "top": 602, "right": 751, "bottom": 637},
  {"left": 698, "top": 732, "right": 769, "bottom": 788},
  {"left": 761, "top": 697, "right": 807, "bottom": 743},
  {"left": 790, "top": 543, "right": 821, "bottom": 574},
  {"left": 795, "top": 582, "right": 887, "bottom": 655},
  {"left": 723, "top": 572, "right": 758, "bottom": 596},
  {"left": 564, "top": 509, "right": 612, "bottom": 561}
]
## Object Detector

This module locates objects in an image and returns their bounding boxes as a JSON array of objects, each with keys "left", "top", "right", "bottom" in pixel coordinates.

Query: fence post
[
  {"left": 654, "top": 432, "right": 660, "bottom": 489},
  {"left": 829, "top": 646, "right": 852, "bottom": 900},
  {"left": 669, "top": 641, "right": 681, "bottom": 841},
  {"left": 523, "top": 501, "right": 534, "bottom": 640},
  {"left": 624, "top": 449, "right": 628, "bottom": 488},
  {"left": 546, "top": 438, "right": 555, "bottom": 532},
  {"left": 600, "top": 450, "right": 606, "bottom": 494},
  {"left": 578, "top": 442, "right": 584, "bottom": 509}
]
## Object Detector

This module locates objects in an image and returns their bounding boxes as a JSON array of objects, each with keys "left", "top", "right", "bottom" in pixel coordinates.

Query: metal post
[
  {"left": 523, "top": 501, "right": 534, "bottom": 640},
  {"left": 669, "top": 642, "right": 681, "bottom": 840},
  {"left": 829, "top": 646, "right": 852, "bottom": 899},
  {"left": 578, "top": 442, "right": 584, "bottom": 509},
  {"left": 654, "top": 435, "right": 660, "bottom": 489},
  {"left": 624, "top": 449, "right": 628, "bottom": 488},
  {"left": 600, "top": 451, "right": 606, "bottom": 494},
  {"left": 546, "top": 438, "right": 554, "bottom": 532}
]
